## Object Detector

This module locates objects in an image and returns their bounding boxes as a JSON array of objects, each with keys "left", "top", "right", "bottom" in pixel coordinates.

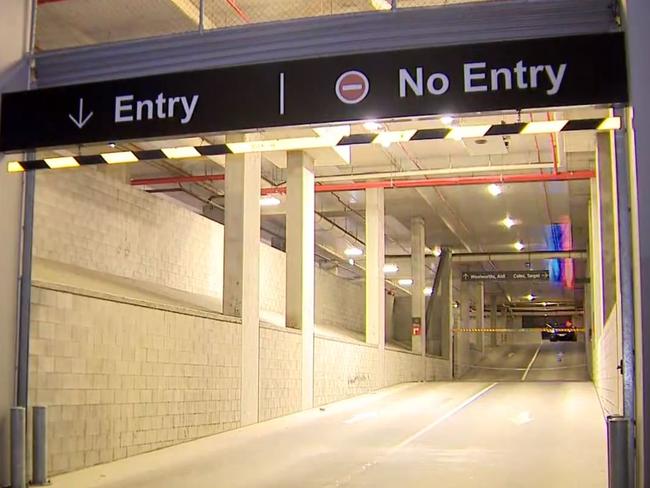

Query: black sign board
[
  {"left": 0, "top": 33, "right": 627, "bottom": 152},
  {"left": 461, "top": 270, "right": 550, "bottom": 282}
]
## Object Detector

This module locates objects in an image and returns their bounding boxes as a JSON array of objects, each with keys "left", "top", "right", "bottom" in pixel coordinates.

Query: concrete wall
[
  {"left": 588, "top": 135, "right": 624, "bottom": 418},
  {"left": 27, "top": 167, "right": 444, "bottom": 475},
  {"left": 28, "top": 283, "right": 442, "bottom": 474},
  {"left": 34, "top": 169, "right": 224, "bottom": 299},
  {"left": 593, "top": 307, "right": 622, "bottom": 416},
  {"left": 0, "top": 0, "right": 31, "bottom": 484},
  {"left": 315, "top": 271, "right": 365, "bottom": 334},
  {"left": 259, "top": 325, "right": 301, "bottom": 421},
  {"left": 34, "top": 168, "right": 365, "bottom": 332},
  {"left": 314, "top": 337, "right": 378, "bottom": 406},
  {"left": 29, "top": 283, "right": 242, "bottom": 474}
]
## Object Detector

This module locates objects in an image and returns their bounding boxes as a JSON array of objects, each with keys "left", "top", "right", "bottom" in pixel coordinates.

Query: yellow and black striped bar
[
  {"left": 5, "top": 117, "right": 621, "bottom": 173},
  {"left": 453, "top": 327, "right": 586, "bottom": 333}
]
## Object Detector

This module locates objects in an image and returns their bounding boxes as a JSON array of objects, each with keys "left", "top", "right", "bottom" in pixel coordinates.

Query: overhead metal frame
[{"left": 32, "top": 0, "right": 619, "bottom": 88}]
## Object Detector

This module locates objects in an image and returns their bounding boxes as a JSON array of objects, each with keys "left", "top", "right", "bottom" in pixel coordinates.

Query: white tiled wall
[
  {"left": 34, "top": 170, "right": 224, "bottom": 300},
  {"left": 314, "top": 336, "right": 378, "bottom": 406},
  {"left": 29, "top": 284, "right": 241, "bottom": 474},
  {"left": 30, "top": 168, "right": 449, "bottom": 475},
  {"left": 595, "top": 306, "right": 622, "bottom": 416},
  {"left": 34, "top": 168, "right": 365, "bottom": 332},
  {"left": 259, "top": 325, "right": 302, "bottom": 421},
  {"left": 315, "top": 269, "right": 365, "bottom": 334}
]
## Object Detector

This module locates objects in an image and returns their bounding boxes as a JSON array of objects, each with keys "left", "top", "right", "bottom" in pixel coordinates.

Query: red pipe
[
  {"left": 547, "top": 112, "right": 560, "bottom": 175},
  {"left": 260, "top": 170, "right": 595, "bottom": 195},
  {"left": 225, "top": 0, "right": 251, "bottom": 22},
  {"left": 131, "top": 174, "right": 225, "bottom": 186},
  {"left": 129, "top": 170, "right": 594, "bottom": 193}
]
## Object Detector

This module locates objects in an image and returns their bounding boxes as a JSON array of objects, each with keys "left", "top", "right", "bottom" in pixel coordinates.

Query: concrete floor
[
  {"left": 51, "top": 362, "right": 606, "bottom": 487},
  {"left": 460, "top": 340, "right": 589, "bottom": 382}
]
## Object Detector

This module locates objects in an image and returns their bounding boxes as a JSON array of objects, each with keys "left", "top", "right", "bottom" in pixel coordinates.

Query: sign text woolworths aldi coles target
[{"left": 0, "top": 33, "right": 627, "bottom": 152}]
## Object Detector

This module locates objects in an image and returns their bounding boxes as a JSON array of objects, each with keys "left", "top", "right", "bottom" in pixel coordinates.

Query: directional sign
[
  {"left": 68, "top": 98, "right": 93, "bottom": 129},
  {"left": 461, "top": 270, "right": 550, "bottom": 282},
  {"left": 0, "top": 33, "right": 627, "bottom": 152}
]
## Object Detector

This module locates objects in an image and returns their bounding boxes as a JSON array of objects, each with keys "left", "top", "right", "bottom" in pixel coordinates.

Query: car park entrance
[{"left": 0, "top": 21, "right": 636, "bottom": 488}]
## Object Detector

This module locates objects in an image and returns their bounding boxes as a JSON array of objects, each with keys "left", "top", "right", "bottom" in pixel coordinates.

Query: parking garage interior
[
  {"left": 0, "top": 1, "right": 645, "bottom": 487},
  {"left": 2, "top": 103, "right": 619, "bottom": 487}
]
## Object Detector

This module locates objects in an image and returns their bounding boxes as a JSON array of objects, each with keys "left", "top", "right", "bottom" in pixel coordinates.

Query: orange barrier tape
[{"left": 452, "top": 328, "right": 585, "bottom": 333}]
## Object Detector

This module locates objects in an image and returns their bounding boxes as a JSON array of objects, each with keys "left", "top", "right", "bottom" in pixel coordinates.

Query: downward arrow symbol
[{"left": 68, "top": 98, "right": 93, "bottom": 129}]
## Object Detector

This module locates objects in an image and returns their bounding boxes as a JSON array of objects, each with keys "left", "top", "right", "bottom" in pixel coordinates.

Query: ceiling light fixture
[
  {"left": 502, "top": 216, "right": 516, "bottom": 228},
  {"left": 383, "top": 263, "right": 399, "bottom": 273},
  {"left": 398, "top": 278, "right": 413, "bottom": 287},
  {"left": 373, "top": 130, "right": 417, "bottom": 148},
  {"left": 488, "top": 184, "right": 503, "bottom": 196},
  {"left": 440, "top": 115, "right": 454, "bottom": 125},
  {"left": 344, "top": 247, "right": 363, "bottom": 257},
  {"left": 227, "top": 136, "right": 338, "bottom": 154},
  {"left": 423, "top": 286, "right": 433, "bottom": 296},
  {"left": 514, "top": 241, "right": 525, "bottom": 251},
  {"left": 432, "top": 246, "right": 442, "bottom": 257},
  {"left": 370, "top": 0, "right": 391, "bottom": 10},
  {"left": 363, "top": 121, "right": 382, "bottom": 131},
  {"left": 259, "top": 196, "right": 281, "bottom": 207},
  {"left": 101, "top": 151, "right": 138, "bottom": 164},
  {"left": 526, "top": 293, "right": 536, "bottom": 302}
]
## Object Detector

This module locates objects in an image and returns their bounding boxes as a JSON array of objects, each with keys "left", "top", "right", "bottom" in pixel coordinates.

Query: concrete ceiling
[
  {"left": 32, "top": 106, "right": 607, "bottom": 310},
  {"left": 35, "top": 0, "right": 492, "bottom": 51},
  {"left": 30, "top": 1, "right": 606, "bottom": 310}
]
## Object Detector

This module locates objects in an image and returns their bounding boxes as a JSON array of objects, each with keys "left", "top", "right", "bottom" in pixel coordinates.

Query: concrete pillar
[
  {"left": 365, "top": 188, "right": 385, "bottom": 387},
  {"left": 624, "top": 1, "right": 650, "bottom": 481},
  {"left": 410, "top": 217, "right": 426, "bottom": 356},
  {"left": 0, "top": 1, "right": 31, "bottom": 485},
  {"left": 457, "top": 282, "right": 471, "bottom": 377},
  {"left": 365, "top": 188, "right": 385, "bottom": 345},
  {"left": 490, "top": 294, "right": 498, "bottom": 346},
  {"left": 224, "top": 143, "right": 261, "bottom": 427},
  {"left": 475, "top": 282, "right": 485, "bottom": 353},
  {"left": 285, "top": 151, "right": 315, "bottom": 410}
]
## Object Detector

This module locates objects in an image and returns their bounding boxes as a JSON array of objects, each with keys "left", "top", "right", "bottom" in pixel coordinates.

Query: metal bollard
[
  {"left": 10, "top": 407, "right": 26, "bottom": 488},
  {"left": 606, "top": 415, "right": 631, "bottom": 488},
  {"left": 32, "top": 406, "right": 48, "bottom": 485}
]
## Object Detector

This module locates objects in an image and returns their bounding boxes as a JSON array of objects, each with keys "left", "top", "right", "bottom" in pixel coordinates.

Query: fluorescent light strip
[
  {"left": 598, "top": 117, "right": 621, "bottom": 130},
  {"left": 370, "top": 0, "right": 391, "bottom": 9},
  {"left": 162, "top": 146, "right": 201, "bottom": 159},
  {"left": 445, "top": 125, "right": 491, "bottom": 140},
  {"left": 521, "top": 120, "right": 568, "bottom": 134},
  {"left": 373, "top": 129, "right": 417, "bottom": 147},
  {"left": 101, "top": 151, "right": 138, "bottom": 164},
  {"left": 227, "top": 136, "right": 339, "bottom": 154},
  {"left": 44, "top": 156, "right": 79, "bottom": 169},
  {"left": 7, "top": 161, "right": 24, "bottom": 173}
]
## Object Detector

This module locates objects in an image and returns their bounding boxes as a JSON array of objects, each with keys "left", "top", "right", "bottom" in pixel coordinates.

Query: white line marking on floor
[
  {"left": 327, "top": 382, "right": 498, "bottom": 487},
  {"left": 344, "top": 411, "right": 379, "bottom": 424},
  {"left": 521, "top": 342, "right": 543, "bottom": 381},
  {"left": 390, "top": 382, "right": 498, "bottom": 452}
]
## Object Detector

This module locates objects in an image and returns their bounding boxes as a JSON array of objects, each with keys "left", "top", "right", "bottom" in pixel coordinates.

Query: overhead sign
[
  {"left": 0, "top": 33, "right": 626, "bottom": 152},
  {"left": 461, "top": 270, "right": 550, "bottom": 282}
]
